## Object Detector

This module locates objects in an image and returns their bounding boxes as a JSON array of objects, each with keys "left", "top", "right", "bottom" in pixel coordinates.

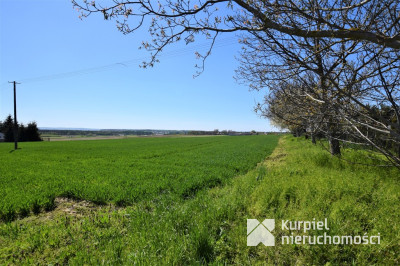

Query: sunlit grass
[
  {"left": 1, "top": 135, "right": 399, "bottom": 264},
  {"left": 0, "top": 135, "right": 279, "bottom": 222}
]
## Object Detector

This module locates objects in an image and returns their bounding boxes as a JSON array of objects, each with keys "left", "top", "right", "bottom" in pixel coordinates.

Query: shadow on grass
[{"left": 9, "top": 148, "right": 22, "bottom": 153}]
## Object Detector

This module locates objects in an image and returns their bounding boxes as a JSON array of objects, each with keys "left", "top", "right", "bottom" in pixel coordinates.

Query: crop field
[{"left": 0, "top": 135, "right": 279, "bottom": 222}]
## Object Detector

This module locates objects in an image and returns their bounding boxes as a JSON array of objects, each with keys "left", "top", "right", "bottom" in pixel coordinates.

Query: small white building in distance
[{"left": 0, "top": 133, "right": 4, "bottom": 142}]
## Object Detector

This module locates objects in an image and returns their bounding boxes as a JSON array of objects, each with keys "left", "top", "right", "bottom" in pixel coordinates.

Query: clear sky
[{"left": 0, "top": 0, "right": 276, "bottom": 131}]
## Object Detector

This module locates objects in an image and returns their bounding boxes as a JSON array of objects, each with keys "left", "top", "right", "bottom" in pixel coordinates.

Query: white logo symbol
[{"left": 247, "top": 219, "right": 275, "bottom": 246}]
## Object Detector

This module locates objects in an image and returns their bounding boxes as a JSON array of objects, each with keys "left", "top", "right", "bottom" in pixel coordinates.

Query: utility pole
[{"left": 8, "top": 81, "right": 20, "bottom": 150}]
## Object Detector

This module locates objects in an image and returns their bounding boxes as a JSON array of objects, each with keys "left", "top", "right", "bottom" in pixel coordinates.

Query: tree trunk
[
  {"left": 398, "top": 144, "right": 400, "bottom": 160},
  {"left": 397, "top": 119, "right": 400, "bottom": 159},
  {"left": 311, "top": 133, "right": 316, "bottom": 144},
  {"left": 329, "top": 137, "right": 341, "bottom": 156}
]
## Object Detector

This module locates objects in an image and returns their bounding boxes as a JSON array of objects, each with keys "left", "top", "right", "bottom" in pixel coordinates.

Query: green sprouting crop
[{"left": 0, "top": 135, "right": 279, "bottom": 221}]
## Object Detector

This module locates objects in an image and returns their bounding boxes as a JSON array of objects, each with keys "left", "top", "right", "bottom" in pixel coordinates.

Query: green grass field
[
  {"left": 0, "top": 135, "right": 279, "bottom": 222},
  {"left": 1, "top": 135, "right": 399, "bottom": 264}
]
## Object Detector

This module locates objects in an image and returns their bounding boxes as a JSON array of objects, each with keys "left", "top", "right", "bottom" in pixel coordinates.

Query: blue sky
[{"left": 0, "top": 0, "right": 276, "bottom": 131}]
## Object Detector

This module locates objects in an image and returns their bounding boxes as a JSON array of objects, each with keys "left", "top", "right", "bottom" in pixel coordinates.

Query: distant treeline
[
  {"left": 0, "top": 115, "right": 42, "bottom": 142},
  {"left": 187, "top": 130, "right": 270, "bottom": 135}
]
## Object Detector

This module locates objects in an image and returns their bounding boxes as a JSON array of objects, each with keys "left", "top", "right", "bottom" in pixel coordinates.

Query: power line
[{"left": 8, "top": 37, "right": 238, "bottom": 84}]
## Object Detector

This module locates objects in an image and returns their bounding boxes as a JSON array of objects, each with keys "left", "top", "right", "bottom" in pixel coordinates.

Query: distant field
[
  {"left": 0, "top": 135, "right": 279, "bottom": 221},
  {"left": 40, "top": 134, "right": 225, "bottom": 142},
  {"left": 40, "top": 134, "right": 136, "bottom": 141}
]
